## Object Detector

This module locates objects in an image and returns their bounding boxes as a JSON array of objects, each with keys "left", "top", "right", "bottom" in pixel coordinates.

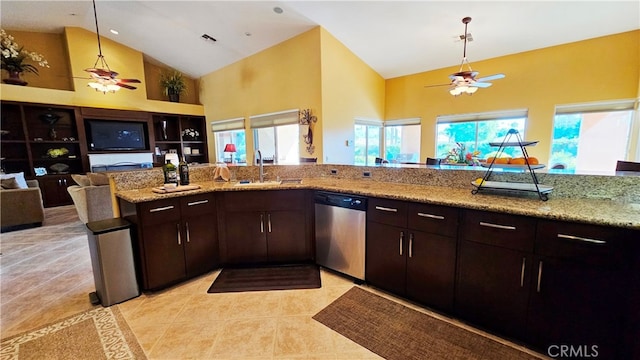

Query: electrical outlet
[
  {"left": 362, "top": 171, "right": 371, "bottom": 178},
  {"left": 330, "top": 169, "right": 338, "bottom": 175}
]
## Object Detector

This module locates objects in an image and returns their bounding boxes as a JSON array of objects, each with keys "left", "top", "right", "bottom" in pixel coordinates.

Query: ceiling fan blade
[
  {"left": 117, "top": 83, "right": 137, "bottom": 90},
  {"left": 472, "top": 82, "right": 493, "bottom": 88},
  {"left": 85, "top": 68, "right": 118, "bottom": 78},
  {"left": 118, "top": 79, "right": 141, "bottom": 83},
  {"left": 475, "top": 73, "right": 505, "bottom": 82},
  {"left": 424, "top": 83, "right": 452, "bottom": 88}
]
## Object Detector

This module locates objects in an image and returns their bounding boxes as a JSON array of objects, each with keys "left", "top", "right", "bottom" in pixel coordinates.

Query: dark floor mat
[{"left": 207, "top": 264, "right": 321, "bottom": 293}]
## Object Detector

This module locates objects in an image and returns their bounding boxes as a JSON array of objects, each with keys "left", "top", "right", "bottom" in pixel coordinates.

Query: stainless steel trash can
[{"left": 86, "top": 218, "right": 139, "bottom": 306}]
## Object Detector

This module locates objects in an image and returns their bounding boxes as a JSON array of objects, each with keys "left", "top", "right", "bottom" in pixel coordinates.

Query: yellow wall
[
  {"left": 200, "top": 28, "right": 322, "bottom": 163},
  {"left": 1, "top": 27, "right": 203, "bottom": 116},
  {"left": 319, "top": 28, "right": 385, "bottom": 164},
  {"left": 386, "top": 30, "right": 640, "bottom": 165},
  {"left": 0, "top": 30, "right": 73, "bottom": 90}
]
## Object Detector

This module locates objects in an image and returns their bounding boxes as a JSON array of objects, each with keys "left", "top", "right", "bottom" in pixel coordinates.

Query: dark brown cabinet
[
  {"left": 38, "top": 174, "right": 74, "bottom": 207},
  {"left": 526, "top": 220, "right": 636, "bottom": 359},
  {"left": 456, "top": 209, "right": 638, "bottom": 359},
  {"left": 151, "top": 114, "right": 208, "bottom": 166},
  {"left": 123, "top": 193, "right": 218, "bottom": 290},
  {"left": 219, "top": 190, "right": 312, "bottom": 265},
  {"left": 456, "top": 209, "right": 536, "bottom": 339},
  {"left": 366, "top": 198, "right": 458, "bottom": 311}
]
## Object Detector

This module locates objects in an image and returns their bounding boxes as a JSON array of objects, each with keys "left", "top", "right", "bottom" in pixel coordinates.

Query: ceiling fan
[
  {"left": 425, "top": 17, "right": 505, "bottom": 96},
  {"left": 83, "top": 0, "right": 140, "bottom": 93}
]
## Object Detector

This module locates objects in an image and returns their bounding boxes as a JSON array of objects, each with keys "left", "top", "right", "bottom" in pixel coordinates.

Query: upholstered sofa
[
  {"left": 1, "top": 179, "right": 45, "bottom": 231},
  {"left": 66, "top": 173, "right": 115, "bottom": 224}
]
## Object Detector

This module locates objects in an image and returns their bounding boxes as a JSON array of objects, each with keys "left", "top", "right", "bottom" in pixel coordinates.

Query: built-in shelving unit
[
  {"left": 151, "top": 113, "right": 208, "bottom": 166},
  {"left": 471, "top": 129, "right": 553, "bottom": 201}
]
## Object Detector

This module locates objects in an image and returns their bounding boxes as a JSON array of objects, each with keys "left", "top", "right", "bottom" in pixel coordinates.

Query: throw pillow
[
  {"left": 71, "top": 174, "right": 91, "bottom": 187},
  {"left": 1, "top": 177, "right": 20, "bottom": 189},
  {"left": 87, "top": 172, "right": 110, "bottom": 186},
  {"left": 0, "top": 172, "right": 28, "bottom": 189}
]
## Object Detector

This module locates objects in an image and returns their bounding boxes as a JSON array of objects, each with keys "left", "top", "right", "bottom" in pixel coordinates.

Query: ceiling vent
[{"left": 201, "top": 34, "right": 217, "bottom": 42}]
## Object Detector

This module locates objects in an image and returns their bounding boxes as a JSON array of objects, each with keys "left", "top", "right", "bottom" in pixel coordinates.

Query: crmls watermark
[{"left": 548, "top": 345, "right": 599, "bottom": 358}]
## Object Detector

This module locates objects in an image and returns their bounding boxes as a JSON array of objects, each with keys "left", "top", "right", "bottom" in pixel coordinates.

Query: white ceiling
[{"left": 1, "top": 1, "right": 639, "bottom": 80}]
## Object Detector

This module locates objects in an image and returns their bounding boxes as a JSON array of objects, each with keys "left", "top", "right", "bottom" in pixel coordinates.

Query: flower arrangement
[
  {"left": 47, "top": 147, "right": 69, "bottom": 158},
  {"left": 1, "top": 29, "right": 49, "bottom": 75},
  {"left": 444, "top": 142, "right": 480, "bottom": 165},
  {"left": 181, "top": 128, "right": 199, "bottom": 140}
]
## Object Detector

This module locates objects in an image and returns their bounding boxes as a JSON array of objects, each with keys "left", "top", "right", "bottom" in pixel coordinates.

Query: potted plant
[
  {"left": 160, "top": 70, "right": 187, "bottom": 102},
  {"left": 1, "top": 29, "right": 49, "bottom": 86}
]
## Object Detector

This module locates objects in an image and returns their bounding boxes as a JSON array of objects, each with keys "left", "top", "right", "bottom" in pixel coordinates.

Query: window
[
  {"left": 549, "top": 100, "right": 636, "bottom": 172},
  {"left": 436, "top": 110, "right": 527, "bottom": 161},
  {"left": 384, "top": 118, "right": 421, "bottom": 163},
  {"left": 250, "top": 109, "right": 299, "bottom": 164},
  {"left": 211, "top": 117, "right": 246, "bottom": 163},
  {"left": 354, "top": 119, "right": 382, "bottom": 165}
]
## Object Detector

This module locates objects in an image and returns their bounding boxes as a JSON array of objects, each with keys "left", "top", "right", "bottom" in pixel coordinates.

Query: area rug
[
  {"left": 0, "top": 306, "right": 147, "bottom": 360},
  {"left": 313, "top": 287, "right": 543, "bottom": 360},
  {"left": 207, "top": 264, "right": 321, "bottom": 293}
]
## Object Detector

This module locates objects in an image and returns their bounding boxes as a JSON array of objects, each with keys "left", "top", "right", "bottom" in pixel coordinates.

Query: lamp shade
[{"left": 224, "top": 143, "right": 237, "bottom": 152}]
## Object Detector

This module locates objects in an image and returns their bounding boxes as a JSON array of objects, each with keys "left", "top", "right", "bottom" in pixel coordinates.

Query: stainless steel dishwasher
[{"left": 314, "top": 191, "right": 367, "bottom": 281}]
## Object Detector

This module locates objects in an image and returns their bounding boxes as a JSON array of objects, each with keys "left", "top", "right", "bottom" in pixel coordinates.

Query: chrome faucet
[{"left": 257, "top": 149, "right": 265, "bottom": 182}]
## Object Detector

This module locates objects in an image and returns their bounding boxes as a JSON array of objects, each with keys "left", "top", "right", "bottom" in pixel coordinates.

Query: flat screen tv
[{"left": 86, "top": 119, "right": 148, "bottom": 151}]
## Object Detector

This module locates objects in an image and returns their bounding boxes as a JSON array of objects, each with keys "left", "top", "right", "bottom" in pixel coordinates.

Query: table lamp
[{"left": 224, "top": 143, "right": 237, "bottom": 163}]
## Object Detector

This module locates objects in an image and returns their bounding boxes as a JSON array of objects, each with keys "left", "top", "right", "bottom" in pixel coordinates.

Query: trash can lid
[{"left": 86, "top": 218, "right": 131, "bottom": 235}]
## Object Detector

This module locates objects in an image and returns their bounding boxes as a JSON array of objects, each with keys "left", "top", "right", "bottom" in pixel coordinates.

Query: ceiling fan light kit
[
  {"left": 426, "top": 16, "right": 505, "bottom": 96},
  {"left": 85, "top": 0, "right": 140, "bottom": 94}
]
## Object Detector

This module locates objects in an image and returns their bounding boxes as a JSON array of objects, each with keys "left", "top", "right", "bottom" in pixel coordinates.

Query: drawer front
[
  {"left": 408, "top": 202, "right": 459, "bottom": 237},
  {"left": 180, "top": 193, "right": 216, "bottom": 217},
  {"left": 139, "top": 198, "right": 181, "bottom": 226},
  {"left": 461, "top": 209, "right": 535, "bottom": 252},
  {"left": 367, "top": 197, "right": 408, "bottom": 228},
  {"left": 536, "top": 220, "right": 633, "bottom": 268}
]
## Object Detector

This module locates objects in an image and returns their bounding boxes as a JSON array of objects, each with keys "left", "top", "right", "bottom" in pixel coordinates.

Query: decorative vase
[
  {"left": 49, "top": 127, "right": 57, "bottom": 140},
  {"left": 2, "top": 71, "right": 28, "bottom": 86},
  {"left": 168, "top": 90, "right": 180, "bottom": 103},
  {"left": 160, "top": 121, "right": 168, "bottom": 140}
]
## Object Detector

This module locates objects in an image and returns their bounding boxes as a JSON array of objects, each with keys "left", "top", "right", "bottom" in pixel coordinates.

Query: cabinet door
[
  {"left": 142, "top": 221, "right": 187, "bottom": 290},
  {"left": 266, "top": 210, "right": 308, "bottom": 263},
  {"left": 365, "top": 221, "right": 407, "bottom": 295},
  {"left": 224, "top": 211, "right": 267, "bottom": 264},
  {"left": 181, "top": 194, "right": 218, "bottom": 276},
  {"left": 39, "top": 175, "right": 73, "bottom": 207},
  {"left": 406, "top": 230, "right": 456, "bottom": 311},
  {"left": 456, "top": 240, "right": 531, "bottom": 339}
]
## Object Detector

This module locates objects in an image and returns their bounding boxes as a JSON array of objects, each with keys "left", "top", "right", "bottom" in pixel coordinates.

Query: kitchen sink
[{"left": 233, "top": 180, "right": 282, "bottom": 187}]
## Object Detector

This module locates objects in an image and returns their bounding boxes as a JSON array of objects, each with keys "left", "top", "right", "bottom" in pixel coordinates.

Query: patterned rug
[
  {"left": 313, "top": 287, "right": 544, "bottom": 360},
  {"left": 0, "top": 306, "right": 146, "bottom": 360}
]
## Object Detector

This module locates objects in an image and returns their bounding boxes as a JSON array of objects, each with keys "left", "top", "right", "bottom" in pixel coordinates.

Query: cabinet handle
[
  {"left": 268, "top": 214, "right": 272, "bottom": 233},
  {"left": 63, "top": 178, "right": 67, "bottom": 185},
  {"left": 399, "top": 231, "right": 404, "bottom": 256},
  {"left": 150, "top": 205, "right": 174, "bottom": 213},
  {"left": 187, "top": 199, "right": 209, "bottom": 206},
  {"left": 58, "top": 179, "right": 62, "bottom": 186},
  {"left": 520, "top": 257, "right": 526, "bottom": 287},
  {"left": 176, "top": 223, "right": 181, "bottom": 245},
  {"left": 536, "top": 261, "right": 543, "bottom": 293},
  {"left": 376, "top": 206, "right": 398, "bottom": 213},
  {"left": 417, "top": 212, "right": 444, "bottom": 220},
  {"left": 408, "top": 233, "right": 414, "bottom": 258},
  {"left": 557, "top": 233, "right": 606, "bottom": 245},
  {"left": 260, "top": 214, "right": 264, "bottom": 233},
  {"left": 479, "top": 221, "right": 516, "bottom": 230},
  {"left": 185, "top": 222, "right": 190, "bottom": 243}
]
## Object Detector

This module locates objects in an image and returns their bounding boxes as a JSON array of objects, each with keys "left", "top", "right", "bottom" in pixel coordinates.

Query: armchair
[{"left": 1, "top": 180, "right": 45, "bottom": 232}]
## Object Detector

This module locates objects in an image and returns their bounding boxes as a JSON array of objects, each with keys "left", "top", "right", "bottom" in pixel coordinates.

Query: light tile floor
[{"left": 1, "top": 205, "right": 546, "bottom": 359}]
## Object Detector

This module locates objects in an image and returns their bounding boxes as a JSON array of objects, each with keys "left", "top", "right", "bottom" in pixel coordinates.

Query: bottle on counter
[
  {"left": 179, "top": 156, "right": 190, "bottom": 185},
  {"left": 163, "top": 159, "right": 178, "bottom": 185}
]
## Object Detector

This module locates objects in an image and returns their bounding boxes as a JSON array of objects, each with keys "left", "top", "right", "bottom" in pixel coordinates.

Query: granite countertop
[{"left": 115, "top": 178, "right": 640, "bottom": 230}]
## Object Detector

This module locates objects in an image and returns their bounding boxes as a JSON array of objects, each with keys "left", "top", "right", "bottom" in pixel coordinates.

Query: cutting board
[{"left": 152, "top": 184, "right": 201, "bottom": 194}]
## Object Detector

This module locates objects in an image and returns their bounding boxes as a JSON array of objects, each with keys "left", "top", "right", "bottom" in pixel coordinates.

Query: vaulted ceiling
[{"left": 2, "top": 1, "right": 638, "bottom": 79}]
